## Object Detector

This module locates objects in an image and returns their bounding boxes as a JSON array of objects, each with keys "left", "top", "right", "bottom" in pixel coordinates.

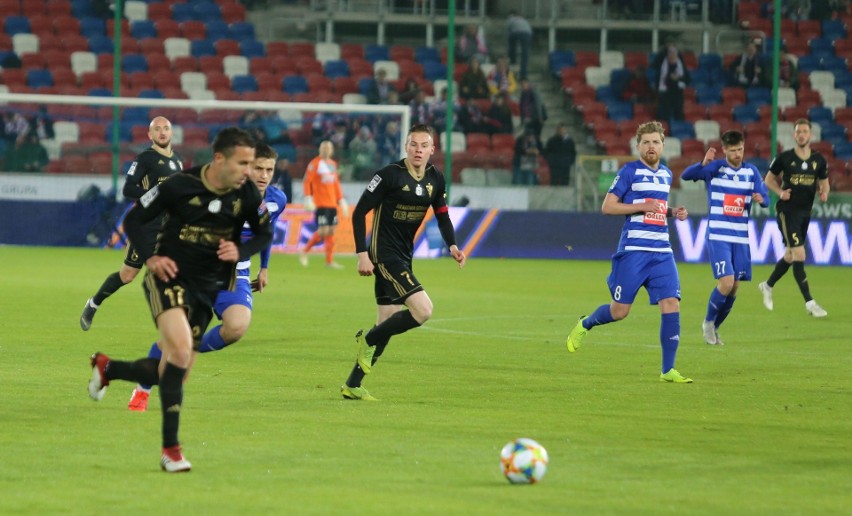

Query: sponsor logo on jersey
[
  {"left": 126, "top": 161, "right": 138, "bottom": 176},
  {"left": 722, "top": 194, "right": 746, "bottom": 217},
  {"left": 139, "top": 184, "right": 159, "bottom": 207},
  {"left": 367, "top": 174, "right": 382, "bottom": 192},
  {"left": 643, "top": 198, "right": 666, "bottom": 226}
]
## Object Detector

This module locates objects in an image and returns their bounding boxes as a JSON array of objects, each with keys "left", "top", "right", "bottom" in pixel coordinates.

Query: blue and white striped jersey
[
  {"left": 236, "top": 186, "right": 287, "bottom": 279},
  {"left": 608, "top": 160, "right": 674, "bottom": 254},
  {"left": 681, "top": 159, "right": 769, "bottom": 245}
]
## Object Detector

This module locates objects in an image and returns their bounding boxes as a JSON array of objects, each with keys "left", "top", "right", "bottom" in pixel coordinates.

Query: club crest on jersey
[
  {"left": 266, "top": 201, "right": 279, "bottom": 213},
  {"left": 801, "top": 161, "right": 808, "bottom": 170},
  {"left": 367, "top": 174, "right": 382, "bottom": 192},
  {"left": 169, "top": 161, "right": 177, "bottom": 170},
  {"left": 233, "top": 199, "right": 242, "bottom": 216},
  {"left": 208, "top": 199, "right": 222, "bottom": 213},
  {"left": 415, "top": 184, "right": 423, "bottom": 196}
]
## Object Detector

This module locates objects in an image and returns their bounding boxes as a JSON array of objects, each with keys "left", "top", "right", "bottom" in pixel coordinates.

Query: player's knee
[
  {"left": 220, "top": 321, "right": 249, "bottom": 344},
  {"left": 610, "top": 304, "right": 630, "bottom": 320},
  {"left": 410, "top": 301, "right": 433, "bottom": 323}
]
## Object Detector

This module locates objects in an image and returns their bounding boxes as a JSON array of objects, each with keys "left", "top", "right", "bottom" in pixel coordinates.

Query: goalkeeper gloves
[
  {"left": 304, "top": 195, "right": 316, "bottom": 212},
  {"left": 339, "top": 198, "right": 349, "bottom": 217}
]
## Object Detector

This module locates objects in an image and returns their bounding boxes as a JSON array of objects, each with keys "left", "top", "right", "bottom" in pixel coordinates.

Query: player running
[
  {"left": 298, "top": 140, "right": 349, "bottom": 269},
  {"left": 127, "top": 142, "right": 288, "bottom": 411},
  {"left": 565, "top": 121, "right": 693, "bottom": 383},
  {"left": 681, "top": 130, "right": 769, "bottom": 345}
]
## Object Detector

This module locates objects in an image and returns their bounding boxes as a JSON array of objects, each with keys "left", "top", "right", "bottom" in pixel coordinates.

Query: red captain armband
[{"left": 435, "top": 205, "right": 449, "bottom": 215}]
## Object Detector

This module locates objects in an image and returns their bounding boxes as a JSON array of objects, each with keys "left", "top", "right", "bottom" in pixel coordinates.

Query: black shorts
[
  {"left": 777, "top": 210, "right": 811, "bottom": 248},
  {"left": 373, "top": 260, "right": 424, "bottom": 305},
  {"left": 315, "top": 207, "right": 338, "bottom": 228},
  {"left": 142, "top": 270, "right": 216, "bottom": 349}
]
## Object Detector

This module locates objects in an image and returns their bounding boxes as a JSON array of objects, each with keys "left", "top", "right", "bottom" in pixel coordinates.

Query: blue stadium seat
[
  {"left": 809, "top": 38, "right": 834, "bottom": 55},
  {"left": 88, "top": 35, "right": 114, "bottom": 55},
  {"left": 606, "top": 101, "right": 633, "bottom": 122},
  {"left": 273, "top": 143, "right": 296, "bottom": 161},
  {"left": 171, "top": 3, "right": 195, "bottom": 23},
  {"left": 283, "top": 75, "right": 308, "bottom": 95},
  {"left": 205, "top": 21, "right": 229, "bottom": 42},
  {"left": 834, "top": 142, "right": 852, "bottom": 159},
  {"left": 324, "top": 60, "right": 350, "bottom": 79},
  {"left": 240, "top": 40, "right": 265, "bottom": 58},
  {"left": 822, "top": 20, "right": 847, "bottom": 40},
  {"left": 4, "top": 16, "right": 31, "bottom": 35},
  {"left": 122, "top": 54, "right": 149, "bottom": 73},
  {"left": 696, "top": 85, "right": 722, "bottom": 105},
  {"left": 357, "top": 77, "right": 373, "bottom": 95},
  {"left": 733, "top": 105, "right": 759, "bottom": 123},
  {"left": 105, "top": 121, "right": 135, "bottom": 142},
  {"left": 415, "top": 46, "right": 440, "bottom": 64},
  {"left": 796, "top": 55, "right": 821, "bottom": 73},
  {"left": 88, "top": 87, "right": 112, "bottom": 97},
  {"left": 131, "top": 20, "right": 157, "bottom": 40},
  {"left": 231, "top": 74, "right": 258, "bottom": 93},
  {"left": 746, "top": 87, "right": 772, "bottom": 106},
  {"left": 122, "top": 106, "right": 150, "bottom": 123},
  {"left": 229, "top": 22, "right": 255, "bottom": 42},
  {"left": 79, "top": 17, "right": 105, "bottom": 38},
  {"left": 609, "top": 68, "right": 632, "bottom": 97},
  {"left": 193, "top": 2, "right": 222, "bottom": 23},
  {"left": 749, "top": 157, "right": 770, "bottom": 171},
  {"left": 808, "top": 106, "right": 833, "bottom": 125},
  {"left": 423, "top": 61, "right": 447, "bottom": 81},
  {"left": 71, "top": 0, "right": 94, "bottom": 17},
  {"left": 548, "top": 50, "right": 575, "bottom": 77},
  {"left": 820, "top": 123, "right": 848, "bottom": 145},
  {"left": 138, "top": 89, "right": 164, "bottom": 99},
  {"left": 190, "top": 39, "right": 217, "bottom": 57},
  {"left": 690, "top": 68, "right": 716, "bottom": 87},
  {"left": 27, "top": 69, "right": 54, "bottom": 89},
  {"left": 365, "top": 44, "right": 390, "bottom": 62},
  {"left": 822, "top": 55, "right": 847, "bottom": 74},
  {"left": 595, "top": 85, "right": 618, "bottom": 103},
  {"left": 670, "top": 120, "right": 696, "bottom": 140},
  {"left": 698, "top": 53, "right": 722, "bottom": 72}
]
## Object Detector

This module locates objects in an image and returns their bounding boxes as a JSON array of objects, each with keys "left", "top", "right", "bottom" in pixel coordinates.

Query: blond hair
[{"left": 635, "top": 121, "right": 666, "bottom": 145}]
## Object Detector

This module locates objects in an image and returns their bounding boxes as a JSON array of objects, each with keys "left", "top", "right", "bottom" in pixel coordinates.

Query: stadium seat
[
  {"left": 171, "top": 3, "right": 195, "bottom": 23},
  {"left": 122, "top": 54, "right": 148, "bottom": 73},
  {"left": 324, "top": 60, "right": 350, "bottom": 79},
  {"left": 600, "top": 50, "right": 624, "bottom": 70},
  {"left": 733, "top": 105, "right": 760, "bottom": 123},
  {"left": 165, "top": 37, "right": 191, "bottom": 61},
  {"left": 833, "top": 142, "right": 852, "bottom": 159},
  {"left": 584, "top": 66, "right": 611, "bottom": 89},
  {"left": 390, "top": 45, "right": 415, "bottom": 62},
  {"left": 342, "top": 93, "right": 367, "bottom": 105},
  {"left": 229, "top": 22, "right": 255, "bottom": 42},
  {"left": 821, "top": 89, "right": 847, "bottom": 112},
  {"left": 181, "top": 21, "right": 206, "bottom": 40},
  {"left": 240, "top": 40, "right": 265, "bottom": 58},
  {"left": 223, "top": 55, "right": 249, "bottom": 78},
  {"left": 414, "top": 46, "right": 440, "bottom": 64},
  {"left": 190, "top": 39, "right": 217, "bottom": 57},
  {"left": 180, "top": 71, "right": 207, "bottom": 92},
  {"left": 193, "top": 2, "right": 222, "bottom": 23},
  {"left": 283, "top": 75, "right": 308, "bottom": 95},
  {"left": 27, "top": 69, "right": 54, "bottom": 89},
  {"left": 315, "top": 42, "right": 341, "bottom": 63},
  {"left": 173, "top": 56, "right": 198, "bottom": 74},
  {"left": 231, "top": 74, "right": 258, "bottom": 93},
  {"left": 746, "top": 87, "right": 772, "bottom": 106},
  {"left": 694, "top": 120, "right": 721, "bottom": 144},
  {"left": 4, "top": 16, "right": 31, "bottom": 35},
  {"left": 365, "top": 44, "right": 390, "bottom": 62},
  {"left": 124, "top": 1, "right": 147, "bottom": 22},
  {"left": 12, "top": 33, "right": 39, "bottom": 56},
  {"left": 221, "top": 2, "right": 247, "bottom": 23},
  {"left": 205, "top": 21, "right": 229, "bottom": 43}
]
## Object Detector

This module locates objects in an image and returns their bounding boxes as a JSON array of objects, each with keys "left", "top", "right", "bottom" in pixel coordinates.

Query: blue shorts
[
  {"left": 213, "top": 278, "right": 253, "bottom": 319},
  {"left": 607, "top": 251, "right": 681, "bottom": 305},
  {"left": 706, "top": 239, "right": 752, "bottom": 281}
]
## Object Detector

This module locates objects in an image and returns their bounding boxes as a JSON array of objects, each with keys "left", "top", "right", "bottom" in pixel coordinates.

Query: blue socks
[
  {"left": 705, "top": 288, "right": 728, "bottom": 324},
  {"left": 198, "top": 325, "right": 227, "bottom": 353},
  {"left": 583, "top": 304, "right": 614, "bottom": 330},
  {"left": 660, "top": 312, "right": 680, "bottom": 373},
  {"left": 715, "top": 295, "right": 735, "bottom": 328}
]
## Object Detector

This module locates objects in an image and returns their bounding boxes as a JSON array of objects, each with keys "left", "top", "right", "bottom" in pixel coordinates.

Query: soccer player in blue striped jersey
[
  {"left": 681, "top": 130, "right": 769, "bottom": 346},
  {"left": 127, "top": 142, "right": 288, "bottom": 411},
  {"left": 566, "top": 121, "right": 693, "bottom": 383}
]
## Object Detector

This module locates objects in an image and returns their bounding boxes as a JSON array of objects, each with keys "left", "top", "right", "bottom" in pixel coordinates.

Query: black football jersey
[
  {"left": 124, "top": 165, "right": 272, "bottom": 292},
  {"left": 123, "top": 146, "right": 183, "bottom": 200},
  {"left": 768, "top": 149, "right": 828, "bottom": 212},
  {"left": 355, "top": 159, "right": 450, "bottom": 263}
]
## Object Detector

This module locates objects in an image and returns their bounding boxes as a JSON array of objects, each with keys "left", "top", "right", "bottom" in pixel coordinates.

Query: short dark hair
[
  {"left": 720, "top": 130, "right": 744, "bottom": 147},
  {"left": 255, "top": 141, "right": 278, "bottom": 161},
  {"left": 794, "top": 118, "right": 812, "bottom": 129},
  {"left": 408, "top": 124, "right": 435, "bottom": 140},
  {"left": 212, "top": 127, "right": 256, "bottom": 157}
]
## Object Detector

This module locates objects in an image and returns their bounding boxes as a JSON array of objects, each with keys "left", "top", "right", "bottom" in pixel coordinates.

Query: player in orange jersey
[{"left": 299, "top": 140, "right": 349, "bottom": 268}]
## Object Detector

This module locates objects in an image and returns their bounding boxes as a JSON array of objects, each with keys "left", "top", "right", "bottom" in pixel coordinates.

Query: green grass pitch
[{"left": 0, "top": 246, "right": 849, "bottom": 514}]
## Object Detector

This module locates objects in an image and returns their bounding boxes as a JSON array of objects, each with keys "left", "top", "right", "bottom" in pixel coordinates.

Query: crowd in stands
[{"left": 0, "top": 0, "right": 849, "bottom": 190}]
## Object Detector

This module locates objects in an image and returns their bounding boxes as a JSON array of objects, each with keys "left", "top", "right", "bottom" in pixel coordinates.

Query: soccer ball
[{"left": 500, "top": 438, "right": 548, "bottom": 484}]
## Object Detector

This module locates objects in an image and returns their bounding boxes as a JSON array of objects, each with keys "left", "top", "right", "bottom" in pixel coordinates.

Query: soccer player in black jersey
[
  {"left": 87, "top": 128, "right": 272, "bottom": 472},
  {"left": 80, "top": 116, "right": 183, "bottom": 330},
  {"left": 758, "top": 119, "right": 830, "bottom": 317},
  {"left": 340, "top": 124, "right": 466, "bottom": 401}
]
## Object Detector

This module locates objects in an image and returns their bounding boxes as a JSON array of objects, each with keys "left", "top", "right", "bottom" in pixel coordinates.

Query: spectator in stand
[
  {"left": 32, "top": 106, "right": 55, "bottom": 141},
  {"left": 777, "top": 50, "right": 799, "bottom": 90},
  {"left": 377, "top": 120, "right": 402, "bottom": 164},
  {"left": 456, "top": 24, "right": 489, "bottom": 65},
  {"left": 518, "top": 78, "right": 546, "bottom": 140},
  {"left": 366, "top": 68, "right": 396, "bottom": 105},
  {"left": 512, "top": 128, "right": 543, "bottom": 185},
  {"left": 398, "top": 77, "right": 422, "bottom": 105},
  {"left": 459, "top": 57, "right": 490, "bottom": 100},
  {"left": 348, "top": 126, "right": 379, "bottom": 180},
  {"left": 428, "top": 88, "right": 460, "bottom": 134},
  {"left": 729, "top": 42, "right": 763, "bottom": 88},
  {"left": 544, "top": 123, "right": 576, "bottom": 186},
  {"left": 409, "top": 90, "right": 431, "bottom": 126},
  {"left": 3, "top": 112, "right": 31, "bottom": 150},
  {"left": 3, "top": 132, "right": 49, "bottom": 172},
  {"left": 487, "top": 56, "right": 518, "bottom": 99},
  {"left": 487, "top": 94, "right": 514, "bottom": 135},
  {"left": 261, "top": 111, "right": 290, "bottom": 145},
  {"left": 274, "top": 156, "right": 293, "bottom": 201},
  {"left": 327, "top": 119, "right": 349, "bottom": 158},
  {"left": 506, "top": 10, "right": 532, "bottom": 79},
  {"left": 788, "top": 0, "right": 812, "bottom": 20},
  {"left": 653, "top": 43, "right": 690, "bottom": 123},
  {"left": 457, "top": 99, "right": 489, "bottom": 134},
  {"left": 622, "top": 65, "right": 654, "bottom": 104}
]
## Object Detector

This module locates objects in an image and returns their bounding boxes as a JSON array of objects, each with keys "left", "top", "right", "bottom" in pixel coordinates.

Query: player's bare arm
[
  {"left": 357, "top": 252, "right": 374, "bottom": 277},
  {"left": 449, "top": 245, "right": 466, "bottom": 268},
  {"left": 602, "top": 193, "right": 662, "bottom": 216}
]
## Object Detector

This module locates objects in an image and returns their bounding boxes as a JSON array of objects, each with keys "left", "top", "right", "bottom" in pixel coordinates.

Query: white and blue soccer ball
[{"left": 500, "top": 438, "right": 548, "bottom": 484}]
